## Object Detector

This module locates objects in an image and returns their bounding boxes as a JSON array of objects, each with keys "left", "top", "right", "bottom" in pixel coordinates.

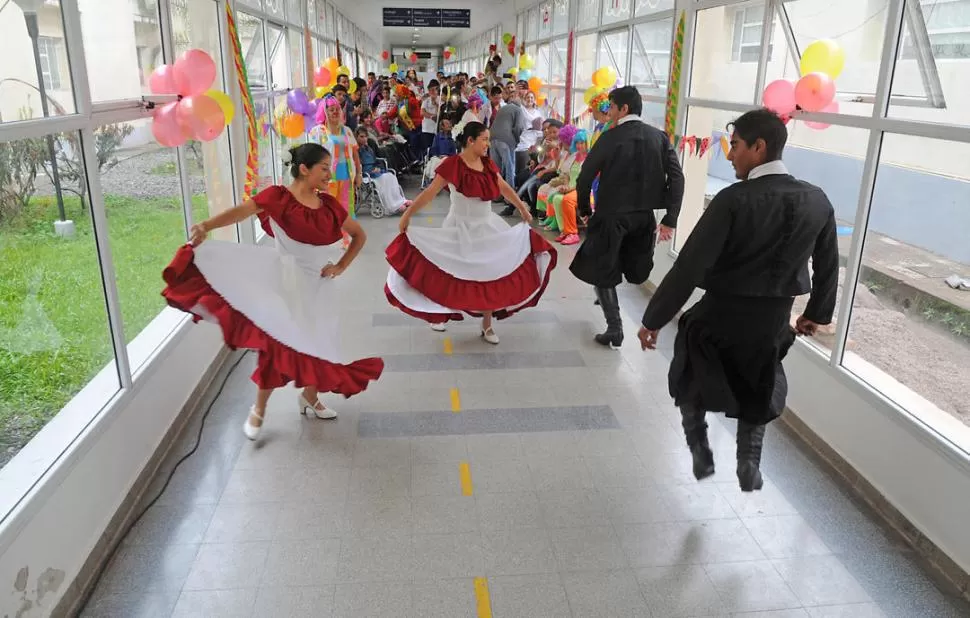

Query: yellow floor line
[
  {"left": 443, "top": 337, "right": 453, "bottom": 355},
  {"left": 459, "top": 461, "right": 473, "bottom": 496},
  {"left": 474, "top": 577, "right": 492, "bottom": 618},
  {"left": 427, "top": 216, "right": 433, "bottom": 224},
  {"left": 450, "top": 388, "right": 461, "bottom": 413}
]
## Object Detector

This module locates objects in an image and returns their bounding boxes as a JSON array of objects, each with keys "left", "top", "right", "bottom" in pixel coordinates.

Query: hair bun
[{"left": 281, "top": 148, "right": 294, "bottom": 165}]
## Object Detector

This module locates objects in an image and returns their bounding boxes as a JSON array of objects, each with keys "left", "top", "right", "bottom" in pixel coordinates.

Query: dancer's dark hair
[
  {"left": 727, "top": 108, "right": 788, "bottom": 162},
  {"left": 608, "top": 86, "right": 642, "bottom": 116},
  {"left": 286, "top": 143, "right": 330, "bottom": 179},
  {"left": 457, "top": 121, "right": 488, "bottom": 150}
]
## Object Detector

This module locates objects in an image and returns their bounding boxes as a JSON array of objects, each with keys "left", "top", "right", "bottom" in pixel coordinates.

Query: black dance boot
[
  {"left": 681, "top": 406, "right": 715, "bottom": 480},
  {"left": 593, "top": 287, "right": 623, "bottom": 348},
  {"left": 736, "top": 421, "right": 767, "bottom": 492}
]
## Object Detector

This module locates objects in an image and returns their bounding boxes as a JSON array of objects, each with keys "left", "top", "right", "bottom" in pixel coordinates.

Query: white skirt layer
[{"left": 193, "top": 238, "right": 347, "bottom": 363}]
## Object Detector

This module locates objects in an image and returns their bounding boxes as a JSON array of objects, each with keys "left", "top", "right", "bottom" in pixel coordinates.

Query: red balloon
[
  {"left": 149, "top": 65, "right": 178, "bottom": 95},
  {"left": 381, "top": 50, "right": 389, "bottom": 60},
  {"left": 314, "top": 66, "right": 332, "bottom": 88},
  {"left": 409, "top": 53, "right": 418, "bottom": 63},
  {"left": 173, "top": 49, "right": 216, "bottom": 97},
  {"left": 175, "top": 95, "right": 225, "bottom": 142},
  {"left": 152, "top": 102, "right": 187, "bottom": 147},
  {"left": 444, "top": 50, "right": 452, "bottom": 60}
]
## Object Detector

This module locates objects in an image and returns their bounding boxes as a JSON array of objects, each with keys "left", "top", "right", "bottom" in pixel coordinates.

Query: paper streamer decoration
[
  {"left": 665, "top": 10, "right": 686, "bottom": 142},
  {"left": 672, "top": 133, "right": 731, "bottom": 159},
  {"left": 226, "top": 2, "right": 258, "bottom": 199}
]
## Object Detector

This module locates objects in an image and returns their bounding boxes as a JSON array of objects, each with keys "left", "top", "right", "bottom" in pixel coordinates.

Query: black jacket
[{"left": 576, "top": 118, "right": 684, "bottom": 226}]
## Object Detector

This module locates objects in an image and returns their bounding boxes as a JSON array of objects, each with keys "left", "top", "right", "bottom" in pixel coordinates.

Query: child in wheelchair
[{"left": 356, "top": 127, "right": 407, "bottom": 217}]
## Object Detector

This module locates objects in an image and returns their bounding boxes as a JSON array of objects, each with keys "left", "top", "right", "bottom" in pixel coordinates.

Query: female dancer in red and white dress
[
  {"left": 385, "top": 121, "right": 557, "bottom": 344},
  {"left": 163, "top": 143, "right": 383, "bottom": 440}
]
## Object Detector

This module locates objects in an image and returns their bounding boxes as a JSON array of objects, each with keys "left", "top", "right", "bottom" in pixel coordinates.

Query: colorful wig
[
  {"left": 315, "top": 94, "right": 343, "bottom": 124},
  {"left": 558, "top": 124, "right": 579, "bottom": 147},
  {"left": 467, "top": 92, "right": 484, "bottom": 109},
  {"left": 589, "top": 91, "right": 610, "bottom": 114},
  {"left": 570, "top": 129, "right": 589, "bottom": 153}
]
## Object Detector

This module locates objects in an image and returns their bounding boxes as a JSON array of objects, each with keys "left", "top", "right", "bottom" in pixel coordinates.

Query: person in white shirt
[{"left": 421, "top": 81, "right": 441, "bottom": 155}]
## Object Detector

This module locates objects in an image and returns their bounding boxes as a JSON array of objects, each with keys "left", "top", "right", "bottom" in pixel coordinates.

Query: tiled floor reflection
[{"left": 81, "top": 189, "right": 969, "bottom": 618}]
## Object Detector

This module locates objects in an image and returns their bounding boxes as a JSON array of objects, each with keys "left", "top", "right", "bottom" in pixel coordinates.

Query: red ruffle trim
[
  {"left": 385, "top": 230, "right": 557, "bottom": 323},
  {"left": 162, "top": 244, "right": 383, "bottom": 394},
  {"left": 252, "top": 185, "right": 346, "bottom": 246}
]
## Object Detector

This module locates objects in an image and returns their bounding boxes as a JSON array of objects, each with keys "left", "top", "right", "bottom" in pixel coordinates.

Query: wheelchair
[{"left": 356, "top": 157, "right": 401, "bottom": 220}]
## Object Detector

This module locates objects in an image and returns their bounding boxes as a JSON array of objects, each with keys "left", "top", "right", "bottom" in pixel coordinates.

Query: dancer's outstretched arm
[
  {"left": 497, "top": 178, "right": 533, "bottom": 225},
  {"left": 190, "top": 199, "right": 260, "bottom": 245},
  {"left": 398, "top": 175, "right": 447, "bottom": 232},
  {"left": 322, "top": 218, "right": 366, "bottom": 278}
]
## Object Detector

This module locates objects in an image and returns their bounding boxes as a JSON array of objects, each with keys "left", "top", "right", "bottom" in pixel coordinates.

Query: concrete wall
[{"left": 0, "top": 324, "right": 224, "bottom": 617}]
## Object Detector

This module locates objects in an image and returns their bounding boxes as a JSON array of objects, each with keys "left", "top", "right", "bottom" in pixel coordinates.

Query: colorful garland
[
  {"left": 665, "top": 10, "right": 686, "bottom": 142},
  {"left": 226, "top": 3, "right": 258, "bottom": 199}
]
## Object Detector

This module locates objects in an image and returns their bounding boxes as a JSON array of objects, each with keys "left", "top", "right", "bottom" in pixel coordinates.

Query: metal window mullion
[
  {"left": 830, "top": 0, "right": 907, "bottom": 368},
  {"left": 753, "top": 0, "right": 776, "bottom": 104},
  {"left": 61, "top": 0, "right": 91, "bottom": 118},
  {"left": 903, "top": 0, "right": 947, "bottom": 108},
  {"left": 626, "top": 23, "right": 634, "bottom": 81},
  {"left": 79, "top": 126, "right": 132, "bottom": 388},
  {"left": 776, "top": 0, "right": 800, "bottom": 75}
]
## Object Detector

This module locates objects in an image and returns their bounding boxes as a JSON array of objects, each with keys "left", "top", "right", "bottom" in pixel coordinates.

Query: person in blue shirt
[{"left": 430, "top": 118, "right": 457, "bottom": 157}]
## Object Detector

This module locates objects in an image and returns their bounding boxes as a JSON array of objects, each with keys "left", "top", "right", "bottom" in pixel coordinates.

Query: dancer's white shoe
[
  {"left": 299, "top": 393, "right": 337, "bottom": 419},
  {"left": 430, "top": 323, "right": 447, "bottom": 332},
  {"left": 243, "top": 406, "right": 264, "bottom": 441}
]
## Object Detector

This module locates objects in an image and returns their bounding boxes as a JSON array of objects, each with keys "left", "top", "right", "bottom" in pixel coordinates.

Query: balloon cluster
[
  {"left": 763, "top": 39, "right": 844, "bottom": 130},
  {"left": 516, "top": 53, "right": 536, "bottom": 80},
  {"left": 275, "top": 58, "right": 351, "bottom": 139},
  {"left": 582, "top": 65, "right": 619, "bottom": 110},
  {"left": 501, "top": 33, "right": 516, "bottom": 55},
  {"left": 149, "top": 49, "right": 232, "bottom": 147}
]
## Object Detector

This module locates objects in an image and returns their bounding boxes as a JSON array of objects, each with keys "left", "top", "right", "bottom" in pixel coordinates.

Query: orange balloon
[
  {"left": 280, "top": 113, "right": 305, "bottom": 138},
  {"left": 528, "top": 77, "right": 543, "bottom": 93},
  {"left": 325, "top": 57, "right": 339, "bottom": 74},
  {"left": 536, "top": 94, "right": 547, "bottom": 106}
]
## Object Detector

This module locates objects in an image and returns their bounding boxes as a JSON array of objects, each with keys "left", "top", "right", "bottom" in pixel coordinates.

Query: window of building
[
  {"left": 631, "top": 19, "right": 673, "bottom": 94},
  {"left": 598, "top": 29, "right": 630, "bottom": 82},
  {"left": 731, "top": 5, "right": 769, "bottom": 63},
  {"left": 553, "top": 0, "right": 570, "bottom": 36},
  {"left": 579, "top": 0, "right": 601, "bottom": 30},
  {"left": 539, "top": 2, "right": 554, "bottom": 39},
  {"left": 37, "top": 36, "right": 64, "bottom": 91},
  {"left": 636, "top": 0, "right": 674, "bottom": 17},
  {"left": 550, "top": 37, "right": 569, "bottom": 85},
  {"left": 602, "top": 0, "right": 632, "bottom": 26},
  {"left": 536, "top": 43, "right": 552, "bottom": 82},
  {"left": 528, "top": 8, "right": 540, "bottom": 41}
]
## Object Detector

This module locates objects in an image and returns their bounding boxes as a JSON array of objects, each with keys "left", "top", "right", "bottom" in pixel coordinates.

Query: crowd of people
[{"left": 161, "top": 57, "right": 840, "bottom": 496}]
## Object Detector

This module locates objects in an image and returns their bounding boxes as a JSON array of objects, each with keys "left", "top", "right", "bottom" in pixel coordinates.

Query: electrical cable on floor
[{"left": 78, "top": 350, "right": 250, "bottom": 613}]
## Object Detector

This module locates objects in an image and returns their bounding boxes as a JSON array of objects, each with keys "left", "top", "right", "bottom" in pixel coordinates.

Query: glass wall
[
  {"left": 676, "top": 0, "right": 970, "bottom": 454},
  {"left": 0, "top": 0, "right": 376, "bottom": 513}
]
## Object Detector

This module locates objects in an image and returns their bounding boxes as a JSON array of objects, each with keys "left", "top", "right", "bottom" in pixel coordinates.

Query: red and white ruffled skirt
[
  {"left": 385, "top": 210, "right": 557, "bottom": 324},
  {"left": 163, "top": 239, "right": 383, "bottom": 394}
]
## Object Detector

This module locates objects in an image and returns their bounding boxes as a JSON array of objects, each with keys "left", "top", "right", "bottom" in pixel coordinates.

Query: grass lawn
[{"left": 0, "top": 192, "right": 206, "bottom": 466}]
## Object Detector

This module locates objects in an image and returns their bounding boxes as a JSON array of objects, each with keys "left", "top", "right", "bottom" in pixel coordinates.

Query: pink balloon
[
  {"left": 175, "top": 95, "right": 225, "bottom": 142},
  {"left": 173, "top": 49, "right": 217, "bottom": 97},
  {"left": 795, "top": 72, "right": 836, "bottom": 112},
  {"left": 152, "top": 102, "right": 187, "bottom": 147},
  {"left": 762, "top": 79, "right": 797, "bottom": 116},
  {"left": 149, "top": 65, "right": 178, "bottom": 95},
  {"left": 805, "top": 100, "right": 839, "bottom": 130}
]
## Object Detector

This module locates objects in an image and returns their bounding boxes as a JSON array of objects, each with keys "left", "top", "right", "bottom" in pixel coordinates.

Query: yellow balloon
[
  {"left": 348, "top": 79, "right": 357, "bottom": 94},
  {"left": 592, "top": 66, "right": 617, "bottom": 90},
  {"left": 205, "top": 89, "right": 235, "bottom": 126},
  {"left": 800, "top": 39, "right": 845, "bottom": 80},
  {"left": 519, "top": 53, "right": 534, "bottom": 70},
  {"left": 337, "top": 64, "right": 351, "bottom": 77},
  {"left": 583, "top": 86, "right": 601, "bottom": 105},
  {"left": 389, "top": 63, "right": 399, "bottom": 73},
  {"left": 314, "top": 86, "right": 327, "bottom": 98}
]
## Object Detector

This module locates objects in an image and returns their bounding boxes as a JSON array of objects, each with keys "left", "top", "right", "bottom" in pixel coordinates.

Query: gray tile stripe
[
  {"left": 357, "top": 405, "right": 620, "bottom": 438},
  {"left": 371, "top": 310, "right": 562, "bottom": 327},
  {"left": 382, "top": 350, "right": 586, "bottom": 372}
]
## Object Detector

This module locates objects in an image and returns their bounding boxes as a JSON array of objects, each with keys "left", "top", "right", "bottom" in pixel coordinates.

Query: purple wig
[{"left": 558, "top": 124, "right": 579, "bottom": 147}]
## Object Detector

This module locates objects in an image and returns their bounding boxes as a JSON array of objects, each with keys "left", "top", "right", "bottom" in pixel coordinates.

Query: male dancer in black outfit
[
  {"left": 570, "top": 86, "right": 684, "bottom": 347},
  {"left": 638, "top": 109, "right": 840, "bottom": 491}
]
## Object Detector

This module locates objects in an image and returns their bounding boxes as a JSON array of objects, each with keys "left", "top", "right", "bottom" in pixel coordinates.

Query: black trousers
[{"left": 569, "top": 212, "right": 658, "bottom": 288}]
